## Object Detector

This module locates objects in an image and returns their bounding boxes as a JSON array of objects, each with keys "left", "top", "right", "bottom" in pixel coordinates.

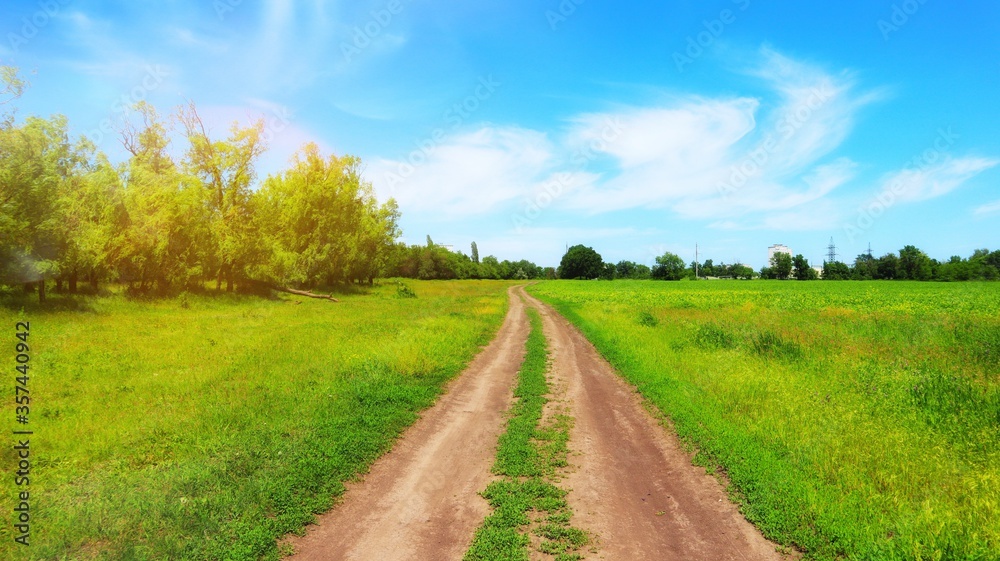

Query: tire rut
[
  {"left": 284, "top": 287, "right": 529, "bottom": 561},
  {"left": 518, "top": 286, "right": 788, "bottom": 561}
]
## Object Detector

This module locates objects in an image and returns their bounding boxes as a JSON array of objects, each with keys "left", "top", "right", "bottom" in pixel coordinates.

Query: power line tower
[
  {"left": 826, "top": 237, "right": 838, "bottom": 264},
  {"left": 694, "top": 243, "right": 699, "bottom": 280},
  {"left": 866, "top": 243, "right": 873, "bottom": 259}
]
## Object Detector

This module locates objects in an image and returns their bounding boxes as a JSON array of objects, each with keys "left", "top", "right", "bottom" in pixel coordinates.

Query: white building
[{"left": 768, "top": 244, "right": 792, "bottom": 264}]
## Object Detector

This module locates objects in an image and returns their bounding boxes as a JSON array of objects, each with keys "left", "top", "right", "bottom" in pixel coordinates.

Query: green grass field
[
  {"left": 527, "top": 280, "right": 1000, "bottom": 561},
  {"left": 0, "top": 281, "right": 512, "bottom": 560}
]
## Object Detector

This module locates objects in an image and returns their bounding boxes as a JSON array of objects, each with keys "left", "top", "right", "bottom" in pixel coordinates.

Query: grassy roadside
[
  {"left": 464, "top": 306, "right": 589, "bottom": 561},
  {"left": 0, "top": 281, "right": 512, "bottom": 560},
  {"left": 527, "top": 280, "right": 1000, "bottom": 561}
]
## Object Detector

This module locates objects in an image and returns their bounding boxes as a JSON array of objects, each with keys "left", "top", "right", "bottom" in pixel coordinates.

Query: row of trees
[
  {"left": 555, "top": 244, "right": 1000, "bottom": 282},
  {"left": 1, "top": 66, "right": 401, "bottom": 300},
  {"left": 557, "top": 245, "right": 691, "bottom": 281},
  {"left": 389, "top": 239, "right": 552, "bottom": 280},
  {"left": 821, "top": 246, "right": 1000, "bottom": 281}
]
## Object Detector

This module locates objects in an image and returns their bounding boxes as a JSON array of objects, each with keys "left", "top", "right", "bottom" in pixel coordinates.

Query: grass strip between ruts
[{"left": 464, "top": 305, "right": 589, "bottom": 561}]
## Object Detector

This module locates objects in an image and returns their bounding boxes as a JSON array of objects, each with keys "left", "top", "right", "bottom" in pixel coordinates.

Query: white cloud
[
  {"left": 560, "top": 48, "right": 877, "bottom": 227},
  {"left": 370, "top": 127, "right": 554, "bottom": 216},
  {"left": 367, "top": 47, "right": 993, "bottom": 235},
  {"left": 974, "top": 199, "right": 1000, "bottom": 216},
  {"left": 880, "top": 157, "right": 999, "bottom": 203}
]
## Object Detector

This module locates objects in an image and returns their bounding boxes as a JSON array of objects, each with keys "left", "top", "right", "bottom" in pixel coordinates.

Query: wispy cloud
[
  {"left": 879, "top": 157, "right": 999, "bottom": 203},
  {"left": 370, "top": 126, "right": 554, "bottom": 216},
  {"left": 973, "top": 199, "right": 1000, "bottom": 217},
  {"left": 365, "top": 47, "right": 1000, "bottom": 239}
]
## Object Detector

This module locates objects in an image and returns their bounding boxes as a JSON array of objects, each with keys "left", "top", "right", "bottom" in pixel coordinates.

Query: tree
[
  {"left": 851, "top": 253, "right": 878, "bottom": 280},
  {"left": 255, "top": 143, "right": 399, "bottom": 287},
  {"left": 768, "top": 252, "right": 793, "bottom": 279},
  {"left": 652, "top": 251, "right": 685, "bottom": 281},
  {"left": 178, "top": 102, "right": 267, "bottom": 291},
  {"left": 558, "top": 245, "right": 603, "bottom": 279},
  {"left": 898, "top": 245, "right": 932, "bottom": 280},
  {"left": 54, "top": 140, "right": 124, "bottom": 292},
  {"left": 114, "top": 106, "right": 214, "bottom": 293},
  {"left": 877, "top": 253, "right": 899, "bottom": 280},
  {"left": 0, "top": 115, "right": 75, "bottom": 301},
  {"left": 600, "top": 262, "right": 617, "bottom": 280},
  {"left": 792, "top": 255, "right": 818, "bottom": 280},
  {"left": 822, "top": 261, "right": 851, "bottom": 280},
  {"left": 471, "top": 241, "right": 479, "bottom": 265},
  {"left": 615, "top": 260, "right": 636, "bottom": 279}
]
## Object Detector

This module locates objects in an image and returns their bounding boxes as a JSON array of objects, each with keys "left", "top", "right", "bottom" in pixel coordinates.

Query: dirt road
[
  {"left": 519, "top": 287, "right": 785, "bottom": 561},
  {"left": 285, "top": 287, "right": 528, "bottom": 561},
  {"left": 286, "top": 286, "right": 786, "bottom": 560}
]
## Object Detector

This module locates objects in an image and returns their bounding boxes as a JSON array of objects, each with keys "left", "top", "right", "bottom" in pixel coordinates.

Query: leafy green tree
[
  {"left": 471, "top": 241, "right": 479, "bottom": 264},
  {"left": 558, "top": 245, "right": 603, "bottom": 279},
  {"left": 822, "top": 261, "right": 851, "bottom": 280},
  {"left": 768, "top": 252, "right": 793, "bottom": 279},
  {"left": 114, "top": 105, "right": 214, "bottom": 293},
  {"left": 255, "top": 143, "right": 398, "bottom": 287},
  {"left": 898, "top": 245, "right": 933, "bottom": 280},
  {"left": 792, "top": 255, "right": 819, "bottom": 280},
  {"left": 600, "top": 262, "right": 617, "bottom": 280},
  {"left": 851, "top": 253, "right": 878, "bottom": 280},
  {"left": 652, "top": 251, "right": 685, "bottom": 280},
  {"left": 178, "top": 102, "right": 267, "bottom": 291},
  {"left": 0, "top": 115, "right": 75, "bottom": 301},
  {"left": 54, "top": 140, "right": 124, "bottom": 292},
  {"left": 877, "top": 253, "right": 899, "bottom": 279}
]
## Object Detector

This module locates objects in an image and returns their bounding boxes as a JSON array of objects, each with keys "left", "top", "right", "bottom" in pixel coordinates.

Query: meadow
[
  {"left": 527, "top": 280, "right": 1000, "bottom": 561},
  {"left": 0, "top": 280, "right": 512, "bottom": 560}
]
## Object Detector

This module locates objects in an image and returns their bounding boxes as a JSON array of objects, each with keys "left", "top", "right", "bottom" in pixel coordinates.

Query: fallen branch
[{"left": 275, "top": 286, "right": 339, "bottom": 302}]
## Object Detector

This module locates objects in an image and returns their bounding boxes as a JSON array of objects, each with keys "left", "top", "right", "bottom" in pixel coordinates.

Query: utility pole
[{"left": 695, "top": 243, "right": 699, "bottom": 280}]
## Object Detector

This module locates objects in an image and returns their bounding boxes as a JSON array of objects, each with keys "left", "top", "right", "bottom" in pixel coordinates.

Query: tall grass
[
  {"left": 528, "top": 280, "right": 1000, "bottom": 561},
  {"left": 0, "top": 281, "right": 511, "bottom": 560}
]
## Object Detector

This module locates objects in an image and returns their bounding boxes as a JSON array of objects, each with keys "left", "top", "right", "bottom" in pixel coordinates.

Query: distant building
[
  {"left": 812, "top": 266, "right": 824, "bottom": 278},
  {"left": 767, "top": 244, "right": 792, "bottom": 264}
]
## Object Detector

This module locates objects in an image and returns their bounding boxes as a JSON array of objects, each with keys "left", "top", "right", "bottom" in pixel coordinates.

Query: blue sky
[{"left": 3, "top": 0, "right": 998, "bottom": 269}]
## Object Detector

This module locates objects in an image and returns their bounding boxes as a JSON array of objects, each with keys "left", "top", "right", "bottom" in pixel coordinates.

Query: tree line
[
  {"left": 556, "top": 244, "right": 1000, "bottom": 282},
  {"left": 388, "top": 238, "right": 553, "bottom": 281},
  {"left": 1, "top": 66, "right": 401, "bottom": 301}
]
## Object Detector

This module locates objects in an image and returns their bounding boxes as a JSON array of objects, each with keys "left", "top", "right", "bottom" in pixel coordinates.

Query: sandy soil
[
  {"left": 285, "top": 286, "right": 789, "bottom": 560},
  {"left": 284, "top": 286, "right": 528, "bottom": 561},
  {"left": 519, "top": 286, "right": 787, "bottom": 561}
]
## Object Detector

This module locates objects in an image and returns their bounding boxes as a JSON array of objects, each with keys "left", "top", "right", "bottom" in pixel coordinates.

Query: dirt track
[
  {"left": 286, "top": 286, "right": 786, "bottom": 560},
  {"left": 519, "top": 287, "right": 785, "bottom": 561},
  {"left": 285, "top": 287, "right": 528, "bottom": 560}
]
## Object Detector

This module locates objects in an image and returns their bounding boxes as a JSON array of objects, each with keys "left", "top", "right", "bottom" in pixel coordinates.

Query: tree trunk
[
  {"left": 56, "top": 278, "right": 64, "bottom": 292},
  {"left": 216, "top": 269, "right": 222, "bottom": 291},
  {"left": 89, "top": 270, "right": 99, "bottom": 291},
  {"left": 69, "top": 271, "right": 78, "bottom": 293},
  {"left": 38, "top": 279, "right": 46, "bottom": 304},
  {"left": 23, "top": 282, "right": 32, "bottom": 294},
  {"left": 226, "top": 267, "right": 234, "bottom": 292}
]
